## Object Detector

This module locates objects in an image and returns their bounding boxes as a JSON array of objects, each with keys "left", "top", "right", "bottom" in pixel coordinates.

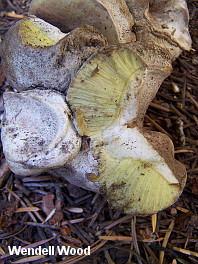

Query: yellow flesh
[
  {"left": 67, "top": 48, "right": 145, "bottom": 136},
  {"left": 98, "top": 149, "right": 180, "bottom": 214},
  {"left": 19, "top": 19, "right": 60, "bottom": 47}
]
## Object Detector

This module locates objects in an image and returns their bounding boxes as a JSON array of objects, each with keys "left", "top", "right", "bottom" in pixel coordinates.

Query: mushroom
[
  {"left": 65, "top": 44, "right": 187, "bottom": 214},
  {"left": 67, "top": 43, "right": 173, "bottom": 136},
  {"left": 0, "top": 0, "right": 191, "bottom": 214},
  {"left": 29, "top": 0, "right": 135, "bottom": 44},
  {"left": 1, "top": 17, "right": 107, "bottom": 92},
  {"left": 1, "top": 89, "right": 81, "bottom": 175},
  {"left": 29, "top": 0, "right": 192, "bottom": 60},
  {"left": 125, "top": 0, "right": 192, "bottom": 60}
]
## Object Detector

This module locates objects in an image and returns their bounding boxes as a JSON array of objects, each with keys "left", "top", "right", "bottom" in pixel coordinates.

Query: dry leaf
[
  {"left": 42, "top": 194, "right": 64, "bottom": 224},
  {"left": 42, "top": 194, "right": 55, "bottom": 216}
]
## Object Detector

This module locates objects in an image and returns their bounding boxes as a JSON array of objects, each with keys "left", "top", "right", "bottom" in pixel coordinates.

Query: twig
[
  {"left": 23, "top": 196, "right": 44, "bottom": 222},
  {"left": 6, "top": 0, "right": 22, "bottom": 13},
  {"left": 145, "top": 115, "right": 172, "bottom": 138},
  {"left": 149, "top": 102, "right": 171, "bottom": 113},
  {"left": 4, "top": 11, "right": 24, "bottom": 18},
  {"left": 170, "top": 104, "right": 189, "bottom": 123},
  {"left": 151, "top": 214, "right": 157, "bottom": 233},
  {"left": 23, "top": 182, "right": 65, "bottom": 188},
  {"left": 172, "top": 247, "right": 198, "bottom": 257},
  {"left": 37, "top": 227, "right": 56, "bottom": 263},
  {"left": 5, "top": 187, "right": 37, "bottom": 222},
  {"left": 131, "top": 216, "right": 143, "bottom": 264},
  {"left": 143, "top": 243, "right": 160, "bottom": 264},
  {"left": 99, "top": 235, "right": 133, "bottom": 242},
  {"left": 104, "top": 249, "right": 115, "bottom": 264},
  {"left": 88, "top": 198, "right": 107, "bottom": 227},
  {"left": 159, "top": 220, "right": 175, "bottom": 264},
  {"left": 186, "top": 91, "right": 198, "bottom": 109},
  {"left": 96, "top": 215, "right": 132, "bottom": 236},
  {"left": 0, "top": 226, "right": 27, "bottom": 240},
  {"left": 25, "top": 221, "right": 61, "bottom": 230}
]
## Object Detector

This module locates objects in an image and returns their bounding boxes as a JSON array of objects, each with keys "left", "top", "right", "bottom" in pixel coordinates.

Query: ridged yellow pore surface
[
  {"left": 98, "top": 149, "right": 180, "bottom": 214},
  {"left": 67, "top": 48, "right": 145, "bottom": 137},
  {"left": 19, "top": 18, "right": 59, "bottom": 47}
]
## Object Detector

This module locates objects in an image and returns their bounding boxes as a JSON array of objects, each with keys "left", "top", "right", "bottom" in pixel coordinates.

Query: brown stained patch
[
  {"left": 8, "top": 127, "right": 16, "bottom": 133},
  {"left": 87, "top": 173, "right": 99, "bottom": 183},
  {"left": 100, "top": 181, "right": 133, "bottom": 212},
  {"left": 38, "top": 139, "right": 45, "bottom": 146},
  {"left": 75, "top": 108, "right": 89, "bottom": 136},
  {"left": 143, "top": 162, "right": 152, "bottom": 169},
  {"left": 90, "top": 65, "right": 99, "bottom": 78},
  {"left": 12, "top": 133, "right": 18, "bottom": 139},
  {"left": 55, "top": 25, "right": 107, "bottom": 68},
  {"left": 143, "top": 131, "right": 187, "bottom": 187},
  {"left": 110, "top": 181, "right": 126, "bottom": 192},
  {"left": 81, "top": 136, "right": 90, "bottom": 150},
  {"left": 126, "top": 118, "right": 139, "bottom": 128},
  {"left": 60, "top": 143, "right": 68, "bottom": 154},
  {"left": 55, "top": 41, "right": 70, "bottom": 67}
]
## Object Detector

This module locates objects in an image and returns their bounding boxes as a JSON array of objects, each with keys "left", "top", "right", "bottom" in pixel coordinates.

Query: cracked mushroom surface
[
  {"left": 125, "top": 0, "right": 192, "bottom": 60},
  {"left": 1, "top": 17, "right": 107, "bottom": 92},
  {"left": 29, "top": 0, "right": 135, "bottom": 44},
  {"left": 1, "top": 89, "right": 81, "bottom": 175},
  {"left": 29, "top": 0, "right": 192, "bottom": 60}
]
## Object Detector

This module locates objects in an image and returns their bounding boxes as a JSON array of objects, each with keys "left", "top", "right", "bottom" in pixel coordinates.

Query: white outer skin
[
  {"left": 29, "top": 0, "right": 135, "bottom": 44},
  {"left": 1, "top": 89, "right": 81, "bottom": 175},
  {"left": 50, "top": 147, "right": 100, "bottom": 192},
  {"left": 1, "top": 17, "right": 107, "bottom": 92},
  {"left": 102, "top": 124, "right": 179, "bottom": 184}
]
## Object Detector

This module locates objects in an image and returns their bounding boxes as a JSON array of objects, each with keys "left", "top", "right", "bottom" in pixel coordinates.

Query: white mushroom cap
[
  {"left": 29, "top": 0, "right": 135, "bottom": 44},
  {"left": 1, "top": 89, "right": 81, "bottom": 175},
  {"left": 1, "top": 17, "right": 107, "bottom": 92}
]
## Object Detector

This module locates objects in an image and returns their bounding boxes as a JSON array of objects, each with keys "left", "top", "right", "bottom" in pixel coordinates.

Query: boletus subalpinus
[{"left": 0, "top": 0, "right": 191, "bottom": 215}]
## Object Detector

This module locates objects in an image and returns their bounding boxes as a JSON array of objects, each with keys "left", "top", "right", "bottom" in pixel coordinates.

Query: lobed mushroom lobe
[
  {"left": 1, "top": 17, "right": 107, "bottom": 93},
  {"left": 1, "top": 89, "right": 81, "bottom": 175},
  {"left": 125, "top": 0, "right": 192, "bottom": 60},
  {"left": 29, "top": 0, "right": 135, "bottom": 44},
  {"left": 66, "top": 45, "right": 187, "bottom": 214}
]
